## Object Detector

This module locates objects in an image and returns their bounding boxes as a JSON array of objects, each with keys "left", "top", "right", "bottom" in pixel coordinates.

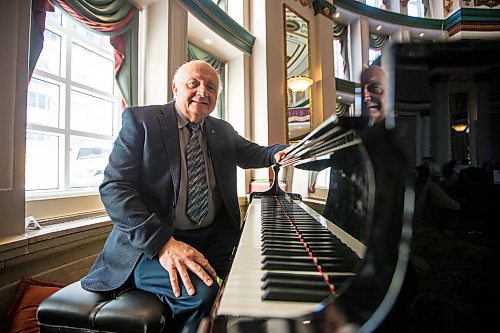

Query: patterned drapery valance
[
  {"left": 336, "top": 102, "right": 351, "bottom": 117},
  {"left": 369, "top": 33, "right": 388, "bottom": 50}
]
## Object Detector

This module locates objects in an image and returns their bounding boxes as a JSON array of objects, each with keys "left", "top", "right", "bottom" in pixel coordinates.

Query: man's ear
[{"left": 172, "top": 82, "right": 177, "bottom": 98}]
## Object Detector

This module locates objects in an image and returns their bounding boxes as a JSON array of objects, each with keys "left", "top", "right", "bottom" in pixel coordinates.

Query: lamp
[
  {"left": 452, "top": 123, "right": 468, "bottom": 132},
  {"left": 287, "top": 76, "right": 313, "bottom": 92}
]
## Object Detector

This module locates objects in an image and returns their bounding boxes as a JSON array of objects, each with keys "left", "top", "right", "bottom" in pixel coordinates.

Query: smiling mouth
[
  {"left": 191, "top": 100, "right": 209, "bottom": 106},
  {"left": 363, "top": 102, "right": 380, "bottom": 110}
]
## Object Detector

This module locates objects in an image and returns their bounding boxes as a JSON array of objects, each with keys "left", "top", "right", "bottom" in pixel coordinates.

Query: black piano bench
[{"left": 37, "top": 281, "right": 171, "bottom": 333}]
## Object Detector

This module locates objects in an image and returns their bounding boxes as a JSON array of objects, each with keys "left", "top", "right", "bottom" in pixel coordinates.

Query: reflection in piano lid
[{"left": 201, "top": 115, "right": 414, "bottom": 333}]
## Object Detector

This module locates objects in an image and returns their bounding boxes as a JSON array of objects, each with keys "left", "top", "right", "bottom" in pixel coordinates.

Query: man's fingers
[
  {"left": 159, "top": 238, "right": 218, "bottom": 296},
  {"left": 169, "top": 268, "right": 180, "bottom": 297},
  {"left": 195, "top": 256, "right": 217, "bottom": 278},
  {"left": 176, "top": 263, "right": 195, "bottom": 296},
  {"left": 186, "top": 261, "right": 214, "bottom": 287}
]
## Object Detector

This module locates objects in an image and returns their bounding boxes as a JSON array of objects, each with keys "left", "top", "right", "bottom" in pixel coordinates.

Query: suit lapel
[
  {"left": 204, "top": 117, "right": 222, "bottom": 176},
  {"left": 159, "top": 103, "right": 181, "bottom": 202}
]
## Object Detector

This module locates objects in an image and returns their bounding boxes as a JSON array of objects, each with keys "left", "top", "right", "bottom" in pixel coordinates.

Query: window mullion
[{"left": 64, "top": 19, "right": 73, "bottom": 192}]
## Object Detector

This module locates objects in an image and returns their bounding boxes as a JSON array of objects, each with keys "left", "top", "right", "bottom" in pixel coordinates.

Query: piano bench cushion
[{"left": 37, "top": 281, "right": 171, "bottom": 333}]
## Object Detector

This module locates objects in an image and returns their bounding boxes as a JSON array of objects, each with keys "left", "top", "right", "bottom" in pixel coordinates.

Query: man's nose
[
  {"left": 196, "top": 84, "right": 208, "bottom": 97},
  {"left": 362, "top": 86, "right": 371, "bottom": 101}
]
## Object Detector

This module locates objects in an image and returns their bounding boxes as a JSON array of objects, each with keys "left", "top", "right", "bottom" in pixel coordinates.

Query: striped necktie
[{"left": 186, "top": 123, "right": 209, "bottom": 224}]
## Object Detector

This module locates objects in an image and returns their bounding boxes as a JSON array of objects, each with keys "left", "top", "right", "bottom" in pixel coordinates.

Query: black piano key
[
  {"left": 262, "top": 235, "right": 335, "bottom": 242},
  {"left": 261, "top": 248, "right": 310, "bottom": 256},
  {"left": 261, "top": 271, "right": 348, "bottom": 286},
  {"left": 261, "top": 256, "right": 355, "bottom": 273},
  {"left": 259, "top": 196, "right": 361, "bottom": 302},
  {"left": 261, "top": 260, "right": 318, "bottom": 271},
  {"left": 262, "top": 279, "right": 329, "bottom": 291},
  {"left": 261, "top": 277, "right": 347, "bottom": 292},
  {"left": 262, "top": 242, "right": 351, "bottom": 253},
  {"left": 262, "top": 255, "right": 344, "bottom": 262},
  {"left": 261, "top": 246, "right": 352, "bottom": 257},
  {"left": 262, "top": 287, "right": 331, "bottom": 302}
]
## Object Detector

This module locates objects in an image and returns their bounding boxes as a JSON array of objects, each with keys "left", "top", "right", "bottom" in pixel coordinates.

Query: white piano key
[{"left": 217, "top": 197, "right": 365, "bottom": 318}]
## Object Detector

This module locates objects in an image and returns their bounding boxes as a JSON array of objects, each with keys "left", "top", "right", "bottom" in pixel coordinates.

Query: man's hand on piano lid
[
  {"left": 274, "top": 145, "right": 296, "bottom": 164},
  {"left": 158, "top": 237, "right": 217, "bottom": 297}
]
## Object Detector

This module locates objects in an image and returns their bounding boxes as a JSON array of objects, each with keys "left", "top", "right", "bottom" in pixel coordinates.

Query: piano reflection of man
[{"left": 361, "top": 65, "right": 387, "bottom": 124}]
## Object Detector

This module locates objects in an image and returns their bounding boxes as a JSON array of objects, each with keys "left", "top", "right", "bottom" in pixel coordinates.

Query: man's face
[
  {"left": 172, "top": 61, "right": 219, "bottom": 123},
  {"left": 361, "top": 65, "right": 386, "bottom": 123}
]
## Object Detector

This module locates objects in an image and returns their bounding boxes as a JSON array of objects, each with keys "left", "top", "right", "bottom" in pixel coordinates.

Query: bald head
[
  {"left": 173, "top": 60, "right": 222, "bottom": 95},
  {"left": 361, "top": 65, "right": 387, "bottom": 123}
]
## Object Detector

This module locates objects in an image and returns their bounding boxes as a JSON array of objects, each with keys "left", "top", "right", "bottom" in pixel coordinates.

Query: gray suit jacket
[{"left": 81, "top": 102, "right": 285, "bottom": 291}]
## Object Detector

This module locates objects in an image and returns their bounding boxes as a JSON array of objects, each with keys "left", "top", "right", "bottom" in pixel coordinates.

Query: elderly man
[
  {"left": 361, "top": 64, "right": 387, "bottom": 123},
  {"left": 81, "top": 60, "right": 287, "bottom": 333}
]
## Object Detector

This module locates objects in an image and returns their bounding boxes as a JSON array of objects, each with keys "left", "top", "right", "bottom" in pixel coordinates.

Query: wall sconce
[
  {"left": 287, "top": 76, "right": 313, "bottom": 92},
  {"left": 452, "top": 123, "right": 468, "bottom": 132}
]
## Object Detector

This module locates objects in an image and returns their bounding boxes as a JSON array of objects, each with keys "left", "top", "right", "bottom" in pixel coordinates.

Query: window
[
  {"left": 365, "top": 0, "right": 385, "bottom": 9},
  {"left": 333, "top": 22, "right": 351, "bottom": 81},
  {"left": 334, "top": 40, "right": 345, "bottom": 79},
  {"left": 407, "top": 0, "right": 425, "bottom": 18},
  {"left": 212, "top": 0, "right": 227, "bottom": 12},
  {"left": 26, "top": 8, "right": 120, "bottom": 198},
  {"left": 369, "top": 48, "right": 382, "bottom": 65}
]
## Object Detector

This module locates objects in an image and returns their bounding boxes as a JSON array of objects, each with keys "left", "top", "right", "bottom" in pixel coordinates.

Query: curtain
[
  {"left": 29, "top": 0, "right": 55, "bottom": 79},
  {"left": 336, "top": 102, "right": 351, "bottom": 117},
  {"left": 333, "top": 21, "right": 350, "bottom": 81},
  {"left": 422, "top": 0, "right": 431, "bottom": 18},
  {"left": 30, "top": 0, "right": 138, "bottom": 107},
  {"left": 369, "top": 33, "right": 388, "bottom": 51},
  {"left": 187, "top": 43, "right": 226, "bottom": 119}
]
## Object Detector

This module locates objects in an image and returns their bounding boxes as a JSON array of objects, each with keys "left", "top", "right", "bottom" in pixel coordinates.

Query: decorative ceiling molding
[
  {"left": 295, "top": 0, "right": 313, "bottom": 8},
  {"left": 313, "top": 0, "right": 500, "bottom": 36},
  {"left": 313, "top": 0, "right": 336, "bottom": 19},
  {"left": 177, "top": 0, "right": 255, "bottom": 54},
  {"left": 336, "top": 78, "right": 360, "bottom": 95},
  {"left": 326, "top": 0, "right": 443, "bottom": 29},
  {"left": 445, "top": 8, "right": 500, "bottom": 36}
]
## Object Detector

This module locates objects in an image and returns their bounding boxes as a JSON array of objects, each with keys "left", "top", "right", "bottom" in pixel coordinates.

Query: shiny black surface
[{"left": 203, "top": 116, "right": 413, "bottom": 333}]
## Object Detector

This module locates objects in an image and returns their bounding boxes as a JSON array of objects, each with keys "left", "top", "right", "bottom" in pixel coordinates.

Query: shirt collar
[{"left": 174, "top": 104, "right": 205, "bottom": 133}]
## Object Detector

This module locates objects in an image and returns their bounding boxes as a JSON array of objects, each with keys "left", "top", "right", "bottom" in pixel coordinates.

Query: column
[
  {"left": 0, "top": 0, "right": 30, "bottom": 238},
  {"left": 311, "top": 9, "right": 335, "bottom": 123},
  {"left": 143, "top": 0, "right": 187, "bottom": 104},
  {"left": 249, "top": 0, "right": 286, "bottom": 189}
]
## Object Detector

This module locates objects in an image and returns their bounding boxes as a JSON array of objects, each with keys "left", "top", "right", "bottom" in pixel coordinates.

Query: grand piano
[{"left": 200, "top": 114, "right": 414, "bottom": 333}]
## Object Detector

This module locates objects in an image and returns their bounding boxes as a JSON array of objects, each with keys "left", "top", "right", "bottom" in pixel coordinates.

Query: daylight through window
[{"left": 26, "top": 8, "right": 120, "bottom": 197}]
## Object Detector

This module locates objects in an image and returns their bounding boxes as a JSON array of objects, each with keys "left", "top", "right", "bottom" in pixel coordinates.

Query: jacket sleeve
[
  {"left": 231, "top": 128, "right": 288, "bottom": 169},
  {"left": 99, "top": 108, "right": 174, "bottom": 259}
]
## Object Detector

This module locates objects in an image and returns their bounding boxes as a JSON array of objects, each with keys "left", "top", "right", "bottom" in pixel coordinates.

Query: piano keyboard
[{"left": 216, "top": 197, "right": 366, "bottom": 318}]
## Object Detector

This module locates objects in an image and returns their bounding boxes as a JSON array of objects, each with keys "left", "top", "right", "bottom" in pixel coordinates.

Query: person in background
[
  {"left": 440, "top": 159, "right": 460, "bottom": 188},
  {"left": 421, "top": 156, "right": 442, "bottom": 180},
  {"left": 81, "top": 60, "right": 288, "bottom": 333}
]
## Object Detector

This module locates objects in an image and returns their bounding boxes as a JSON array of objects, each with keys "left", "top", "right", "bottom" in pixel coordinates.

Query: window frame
[
  {"left": 407, "top": 0, "right": 425, "bottom": 18},
  {"left": 26, "top": 9, "right": 121, "bottom": 220}
]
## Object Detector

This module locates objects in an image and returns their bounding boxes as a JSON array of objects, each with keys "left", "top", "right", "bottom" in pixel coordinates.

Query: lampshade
[
  {"left": 287, "top": 76, "right": 313, "bottom": 92},
  {"left": 452, "top": 123, "right": 468, "bottom": 132}
]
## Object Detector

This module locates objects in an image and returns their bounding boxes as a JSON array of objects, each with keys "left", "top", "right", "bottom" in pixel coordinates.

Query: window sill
[
  {"left": 0, "top": 216, "right": 112, "bottom": 270},
  {"left": 25, "top": 193, "right": 105, "bottom": 222}
]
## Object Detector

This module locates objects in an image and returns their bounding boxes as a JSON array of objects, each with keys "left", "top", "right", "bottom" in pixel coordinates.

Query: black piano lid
[
  {"left": 205, "top": 113, "right": 414, "bottom": 332},
  {"left": 200, "top": 42, "right": 414, "bottom": 333}
]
